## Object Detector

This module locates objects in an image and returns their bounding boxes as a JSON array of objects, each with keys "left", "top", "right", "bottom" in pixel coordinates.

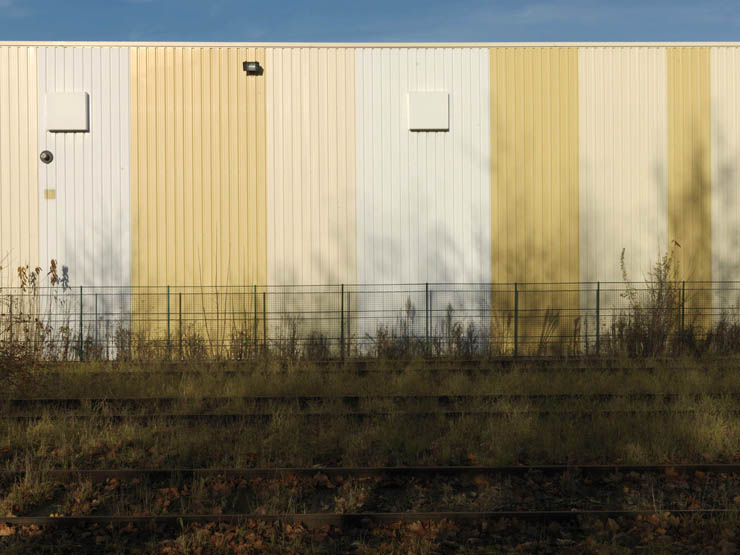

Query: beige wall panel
[
  {"left": 579, "top": 48, "right": 667, "bottom": 284},
  {"left": 711, "top": 48, "right": 740, "bottom": 310},
  {"left": 667, "top": 47, "right": 712, "bottom": 317},
  {"left": 0, "top": 46, "right": 37, "bottom": 286},
  {"left": 265, "top": 48, "right": 356, "bottom": 342},
  {"left": 490, "top": 47, "right": 580, "bottom": 353},
  {"left": 266, "top": 47, "right": 356, "bottom": 286}
]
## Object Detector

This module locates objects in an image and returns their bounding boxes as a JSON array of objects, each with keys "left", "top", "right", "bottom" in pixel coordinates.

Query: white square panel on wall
[
  {"left": 46, "top": 92, "right": 89, "bottom": 132},
  {"left": 408, "top": 91, "right": 449, "bottom": 131}
]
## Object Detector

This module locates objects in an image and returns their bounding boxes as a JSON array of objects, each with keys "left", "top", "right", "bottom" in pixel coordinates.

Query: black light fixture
[{"left": 243, "top": 61, "right": 263, "bottom": 75}]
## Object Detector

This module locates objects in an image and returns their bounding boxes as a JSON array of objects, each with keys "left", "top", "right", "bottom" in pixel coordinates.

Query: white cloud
[{"left": 0, "top": 0, "right": 30, "bottom": 18}]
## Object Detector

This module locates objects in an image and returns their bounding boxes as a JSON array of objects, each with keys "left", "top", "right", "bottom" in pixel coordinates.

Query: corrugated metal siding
[
  {"left": 711, "top": 47, "right": 740, "bottom": 302},
  {"left": 355, "top": 48, "right": 491, "bottom": 285},
  {"left": 0, "top": 46, "right": 37, "bottom": 285},
  {"left": 130, "top": 47, "right": 267, "bottom": 289},
  {"left": 37, "top": 47, "right": 130, "bottom": 288},
  {"left": 579, "top": 47, "right": 667, "bottom": 283},
  {"left": 667, "top": 47, "right": 712, "bottom": 317},
  {"left": 266, "top": 47, "right": 356, "bottom": 286},
  {"left": 490, "top": 47, "right": 579, "bottom": 285},
  {"left": 667, "top": 47, "right": 712, "bottom": 277},
  {"left": 490, "top": 48, "right": 580, "bottom": 352}
]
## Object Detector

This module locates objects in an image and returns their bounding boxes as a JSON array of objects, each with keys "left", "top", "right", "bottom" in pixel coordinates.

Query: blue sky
[{"left": 0, "top": 0, "right": 739, "bottom": 42}]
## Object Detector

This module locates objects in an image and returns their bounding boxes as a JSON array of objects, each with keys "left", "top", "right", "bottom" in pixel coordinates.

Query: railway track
[
  {"left": 3, "top": 392, "right": 738, "bottom": 410},
  {"left": 2, "top": 464, "right": 737, "bottom": 528},
  {"left": 3, "top": 409, "right": 739, "bottom": 422},
  {"left": 3, "top": 463, "right": 740, "bottom": 481},
  {"left": 1, "top": 509, "right": 733, "bottom": 528}
]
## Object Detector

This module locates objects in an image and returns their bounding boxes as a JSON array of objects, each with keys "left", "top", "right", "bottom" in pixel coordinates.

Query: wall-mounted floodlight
[{"left": 243, "top": 61, "right": 263, "bottom": 75}]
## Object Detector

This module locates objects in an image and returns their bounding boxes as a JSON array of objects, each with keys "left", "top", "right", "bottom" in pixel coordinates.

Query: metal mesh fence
[{"left": 2, "top": 281, "right": 740, "bottom": 360}]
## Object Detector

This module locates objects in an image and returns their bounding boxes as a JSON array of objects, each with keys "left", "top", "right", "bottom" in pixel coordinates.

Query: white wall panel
[
  {"left": 37, "top": 46, "right": 130, "bottom": 289},
  {"left": 37, "top": 47, "right": 130, "bottom": 341},
  {"left": 355, "top": 48, "right": 490, "bottom": 342},
  {"left": 711, "top": 47, "right": 740, "bottom": 308},
  {"left": 355, "top": 48, "right": 490, "bottom": 284}
]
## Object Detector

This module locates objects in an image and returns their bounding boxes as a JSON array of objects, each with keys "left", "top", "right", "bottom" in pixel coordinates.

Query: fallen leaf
[{"left": 0, "top": 523, "right": 14, "bottom": 537}]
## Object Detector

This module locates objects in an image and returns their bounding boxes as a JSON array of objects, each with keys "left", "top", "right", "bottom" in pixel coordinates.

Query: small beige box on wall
[
  {"left": 408, "top": 91, "right": 449, "bottom": 131},
  {"left": 46, "top": 92, "right": 89, "bottom": 132}
]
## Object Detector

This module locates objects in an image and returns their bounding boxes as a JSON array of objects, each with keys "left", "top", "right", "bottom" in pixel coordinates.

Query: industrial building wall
[
  {"left": 37, "top": 46, "right": 131, "bottom": 291},
  {"left": 711, "top": 47, "right": 740, "bottom": 309},
  {"left": 668, "top": 48, "right": 712, "bottom": 318},
  {"left": 578, "top": 47, "right": 668, "bottom": 285},
  {"left": 266, "top": 47, "right": 356, "bottom": 286},
  {"left": 130, "top": 47, "right": 266, "bottom": 289},
  {"left": 490, "top": 47, "right": 580, "bottom": 351},
  {"left": 129, "top": 47, "right": 267, "bottom": 342},
  {"left": 354, "top": 47, "right": 491, "bottom": 340},
  {"left": 578, "top": 47, "right": 668, "bottom": 339},
  {"left": 0, "top": 46, "right": 37, "bottom": 286},
  {"left": 355, "top": 47, "right": 490, "bottom": 285},
  {"left": 265, "top": 47, "right": 357, "bottom": 342},
  {"left": 5, "top": 43, "right": 740, "bottom": 332}
]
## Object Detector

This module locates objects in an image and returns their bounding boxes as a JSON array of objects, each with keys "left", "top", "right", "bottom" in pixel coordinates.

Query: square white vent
[
  {"left": 408, "top": 91, "right": 449, "bottom": 131},
  {"left": 46, "top": 92, "right": 89, "bottom": 132}
]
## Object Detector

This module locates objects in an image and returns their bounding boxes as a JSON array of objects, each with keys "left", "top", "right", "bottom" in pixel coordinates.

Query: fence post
[
  {"left": 8, "top": 294, "right": 12, "bottom": 343},
  {"left": 347, "top": 291, "right": 351, "bottom": 357},
  {"left": 425, "top": 283, "right": 430, "bottom": 351},
  {"left": 340, "top": 284, "right": 345, "bottom": 361},
  {"left": 166, "top": 285, "right": 171, "bottom": 357},
  {"left": 178, "top": 292, "right": 183, "bottom": 360},
  {"left": 513, "top": 283, "right": 519, "bottom": 358},
  {"left": 253, "top": 285, "right": 258, "bottom": 355},
  {"left": 79, "top": 286, "right": 84, "bottom": 361},
  {"left": 95, "top": 294, "right": 99, "bottom": 348},
  {"left": 262, "top": 291, "right": 267, "bottom": 351},
  {"left": 596, "top": 282, "right": 600, "bottom": 355},
  {"left": 681, "top": 280, "right": 686, "bottom": 333}
]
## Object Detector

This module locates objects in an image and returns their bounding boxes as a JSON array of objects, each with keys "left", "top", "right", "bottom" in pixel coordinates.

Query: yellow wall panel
[
  {"left": 0, "top": 46, "right": 37, "bottom": 286},
  {"left": 490, "top": 47, "right": 580, "bottom": 352},
  {"left": 130, "top": 47, "right": 267, "bottom": 288},
  {"left": 130, "top": 47, "right": 267, "bottom": 345},
  {"left": 667, "top": 47, "right": 711, "bottom": 315}
]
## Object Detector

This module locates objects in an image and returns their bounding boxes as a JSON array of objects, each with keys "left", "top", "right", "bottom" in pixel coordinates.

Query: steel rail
[
  {"left": 2, "top": 464, "right": 739, "bottom": 482},
  {"left": 3, "top": 392, "right": 737, "bottom": 409},
  {"left": 3, "top": 409, "right": 739, "bottom": 422},
  {"left": 0, "top": 509, "right": 733, "bottom": 528},
  {"left": 32, "top": 366, "right": 678, "bottom": 379}
]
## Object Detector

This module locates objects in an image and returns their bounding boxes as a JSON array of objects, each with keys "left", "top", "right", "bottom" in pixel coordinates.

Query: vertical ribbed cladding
[
  {"left": 266, "top": 47, "right": 357, "bottom": 285},
  {"left": 130, "top": 46, "right": 266, "bottom": 288},
  {"left": 129, "top": 47, "right": 267, "bottom": 344},
  {"left": 265, "top": 47, "right": 357, "bottom": 343},
  {"left": 711, "top": 47, "right": 740, "bottom": 310},
  {"left": 36, "top": 47, "right": 131, "bottom": 350},
  {"left": 0, "top": 46, "right": 38, "bottom": 286},
  {"left": 354, "top": 47, "right": 491, "bottom": 346},
  {"left": 578, "top": 47, "right": 668, "bottom": 341},
  {"left": 667, "top": 47, "right": 712, "bottom": 322},
  {"left": 490, "top": 47, "right": 579, "bottom": 354}
]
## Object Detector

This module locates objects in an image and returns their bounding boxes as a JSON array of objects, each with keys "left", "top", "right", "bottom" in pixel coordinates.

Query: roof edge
[{"left": 1, "top": 41, "right": 740, "bottom": 48}]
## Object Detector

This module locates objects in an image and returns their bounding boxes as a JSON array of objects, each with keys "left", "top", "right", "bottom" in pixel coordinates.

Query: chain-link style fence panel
[{"left": 2, "top": 281, "right": 740, "bottom": 360}]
